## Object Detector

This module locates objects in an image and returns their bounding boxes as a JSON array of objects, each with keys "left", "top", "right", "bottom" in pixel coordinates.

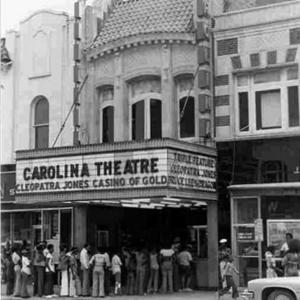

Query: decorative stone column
[{"left": 73, "top": 206, "right": 87, "bottom": 249}]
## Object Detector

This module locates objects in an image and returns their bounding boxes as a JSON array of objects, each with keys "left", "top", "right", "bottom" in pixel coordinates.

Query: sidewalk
[{"left": 1, "top": 291, "right": 226, "bottom": 300}]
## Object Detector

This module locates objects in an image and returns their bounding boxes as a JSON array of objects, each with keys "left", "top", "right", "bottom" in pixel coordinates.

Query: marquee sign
[{"left": 16, "top": 148, "right": 216, "bottom": 194}]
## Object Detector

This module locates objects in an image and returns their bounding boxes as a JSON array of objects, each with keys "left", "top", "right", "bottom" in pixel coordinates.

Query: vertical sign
[{"left": 254, "top": 218, "right": 263, "bottom": 242}]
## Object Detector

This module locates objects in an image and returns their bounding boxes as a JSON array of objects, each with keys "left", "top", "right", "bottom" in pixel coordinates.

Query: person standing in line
[
  {"left": 5, "top": 249, "right": 15, "bottom": 296},
  {"left": 178, "top": 245, "right": 193, "bottom": 291},
  {"left": 282, "top": 239, "right": 300, "bottom": 277},
  {"left": 20, "top": 249, "right": 31, "bottom": 299},
  {"left": 112, "top": 250, "right": 122, "bottom": 295},
  {"left": 89, "top": 247, "right": 110, "bottom": 298},
  {"left": 33, "top": 243, "right": 46, "bottom": 297},
  {"left": 219, "top": 239, "right": 231, "bottom": 289},
  {"left": 160, "top": 243, "right": 175, "bottom": 293},
  {"left": 80, "top": 244, "right": 91, "bottom": 296},
  {"left": 265, "top": 246, "right": 277, "bottom": 278},
  {"left": 44, "top": 244, "right": 56, "bottom": 298},
  {"left": 12, "top": 245, "right": 22, "bottom": 297},
  {"left": 171, "top": 237, "right": 181, "bottom": 292},
  {"left": 126, "top": 249, "right": 136, "bottom": 295},
  {"left": 58, "top": 244, "right": 69, "bottom": 297},
  {"left": 147, "top": 247, "right": 159, "bottom": 294},
  {"left": 135, "top": 246, "right": 149, "bottom": 295},
  {"left": 69, "top": 247, "right": 81, "bottom": 297},
  {"left": 219, "top": 256, "right": 239, "bottom": 299}
]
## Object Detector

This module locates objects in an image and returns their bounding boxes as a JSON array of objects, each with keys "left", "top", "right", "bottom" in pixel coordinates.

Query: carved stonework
[
  {"left": 95, "top": 56, "right": 114, "bottom": 79},
  {"left": 172, "top": 44, "right": 196, "bottom": 68},
  {"left": 129, "top": 78, "right": 161, "bottom": 98},
  {"left": 123, "top": 45, "right": 161, "bottom": 73}
]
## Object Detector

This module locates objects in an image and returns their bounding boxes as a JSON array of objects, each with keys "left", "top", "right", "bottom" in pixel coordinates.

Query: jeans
[
  {"left": 136, "top": 266, "right": 146, "bottom": 295},
  {"left": 92, "top": 268, "right": 105, "bottom": 297},
  {"left": 44, "top": 272, "right": 54, "bottom": 296},
  {"left": 126, "top": 271, "right": 135, "bottom": 295},
  {"left": 161, "top": 261, "right": 173, "bottom": 293},
  {"left": 219, "top": 275, "right": 239, "bottom": 299},
  {"left": 147, "top": 268, "right": 159, "bottom": 292},
  {"left": 81, "top": 268, "right": 90, "bottom": 296}
]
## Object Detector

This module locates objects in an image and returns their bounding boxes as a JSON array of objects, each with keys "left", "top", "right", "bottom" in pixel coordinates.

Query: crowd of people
[{"left": 1, "top": 238, "right": 196, "bottom": 298}]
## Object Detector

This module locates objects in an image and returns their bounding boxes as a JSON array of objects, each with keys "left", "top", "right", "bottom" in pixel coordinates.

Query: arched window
[
  {"left": 179, "top": 96, "right": 195, "bottom": 138},
  {"left": 102, "top": 106, "right": 114, "bottom": 143},
  {"left": 34, "top": 97, "right": 49, "bottom": 149}
]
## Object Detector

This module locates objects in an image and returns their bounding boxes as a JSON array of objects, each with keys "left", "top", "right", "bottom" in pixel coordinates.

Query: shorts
[{"left": 179, "top": 265, "right": 191, "bottom": 277}]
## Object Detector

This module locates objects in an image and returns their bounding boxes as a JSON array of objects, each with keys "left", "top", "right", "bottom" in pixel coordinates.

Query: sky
[{"left": 1, "top": 0, "right": 75, "bottom": 35}]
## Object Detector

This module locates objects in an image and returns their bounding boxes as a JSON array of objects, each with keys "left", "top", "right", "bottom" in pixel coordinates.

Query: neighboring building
[
  {"left": 1, "top": 10, "right": 74, "bottom": 251},
  {"left": 214, "top": 0, "right": 300, "bottom": 285}
]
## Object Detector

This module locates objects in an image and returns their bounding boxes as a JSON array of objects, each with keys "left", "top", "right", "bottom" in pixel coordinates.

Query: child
[
  {"left": 219, "top": 256, "right": 239, "bottom": 299},
  {"left": 265, "top": 246, "right": 277, "bottom": 278},
  {"left": 112, "top": 250, "right": 122, "bottom": 295}
]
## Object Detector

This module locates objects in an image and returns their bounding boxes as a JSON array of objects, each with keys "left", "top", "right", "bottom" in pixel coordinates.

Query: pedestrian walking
[
  {"left": 89, "top": 247, "right": 110, "bottom": 298},
  {"left": 160, "top": 243, "right": 175, "bottom": 293},
  {"left": 219, "top": 256, "right": 239, "bottom": 299},
  {"left": 178, "top": 244, "right": 193, "bottom": 291},
  {"left": 147, "top": 247, "right": 159, "bottom": 294},
  {"left": 44, "top": 244, "right": 56, "bottom": 298},
  {"left": 58, "top": 244, "right": 70, "bottom": 297},
  {"left": 112, "top": 250, "right": 122, "bottom": 295},
  {"left": 12, "top": 245, "right": 22, "bottom": 297},
  {"left": 20, "top": 248, "right": 31, "bottom": 298},
  {"left": 33, "top": 243, "right": 46, "bottom": 297},
  {"left": 69, "top": 247, "right": 81, "bottom": 297},
  {"left": 80, "top": 244, "right": 91, "bottom": 296}
]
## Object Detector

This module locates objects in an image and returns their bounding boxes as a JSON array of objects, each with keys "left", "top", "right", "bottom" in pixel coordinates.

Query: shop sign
[
  {"left": 254, "top": 218, "right": 263, "bottom": 242},
  {"left": 237, "top": 226, "right": 255, "bottom": 241},
  {"left": 16, "top": 149, "right": 216, "bottom": 194}
]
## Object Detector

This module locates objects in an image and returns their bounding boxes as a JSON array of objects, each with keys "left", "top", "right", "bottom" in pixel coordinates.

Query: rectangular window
[
  {"left": 102, "top": 106, "right": 114, "bottom": 143},
  {"left": 288, "top": 86, "right": 299, "bottom": 127},
  {"left": 132, "top": 101, "right": 144, "bottom": 140},
  {"left": 35, "top": 125, "right": 49, "bottom": 149},
  {"left": 239, "top": 92, "right": 249, "bottom": 131},
  {"left": 150, "top": 99, "right": 162, "bottom": 139},
  {"left": 256, "top": 90, "right": 281, "bottom": 130}
]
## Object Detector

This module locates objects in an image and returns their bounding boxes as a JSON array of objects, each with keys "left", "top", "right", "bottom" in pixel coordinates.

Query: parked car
[{"left": 242, "top": 277, "right": 300, "bottom": 300}]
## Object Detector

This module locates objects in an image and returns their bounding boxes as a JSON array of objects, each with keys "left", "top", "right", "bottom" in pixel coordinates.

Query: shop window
[
  {"left": 238, "top": 92, "right": 249, "bottom": 131},
  {"left": 1, "top": 213, "right": 11, "bottom": 243},
  {"left": 33, "top": 97, "right": 49, "bottom": 149},
  {"left": 180, "top": 97, "right": 195, "bottom": 138},
  {"left": 256, "top": 90, "right": 281, "bottom": 130},
  {"left": 288, "top": 86, "right": 299, "bottom": 127},
  {"left": 102, "top": 106, "right": 114, "bottom": 143},
  {"left": 132, "top": 100, "right": 145, "bottom": 140},
  {"left": 261, "top": 160, "right": 286, "bottom": 183}
]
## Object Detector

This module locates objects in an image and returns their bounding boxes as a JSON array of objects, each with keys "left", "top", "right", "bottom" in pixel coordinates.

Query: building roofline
[{"left": 20, "top": 9, "right": 70, "bottom": 25}]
